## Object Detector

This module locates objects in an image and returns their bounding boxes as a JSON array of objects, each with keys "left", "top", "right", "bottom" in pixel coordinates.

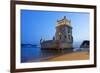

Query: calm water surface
[{"left": 21, "top": 46, "right": 89, "bottom": 63}]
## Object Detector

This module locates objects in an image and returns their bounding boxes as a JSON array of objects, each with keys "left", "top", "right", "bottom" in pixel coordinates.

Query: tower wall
[{"left": 55, "top": 16, "right": 73, "bottom": 49}]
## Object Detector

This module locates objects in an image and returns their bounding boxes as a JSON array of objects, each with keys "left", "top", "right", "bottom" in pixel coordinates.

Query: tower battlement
[{"left": 56, "top": 16, "right": 71, "bottom": 27}]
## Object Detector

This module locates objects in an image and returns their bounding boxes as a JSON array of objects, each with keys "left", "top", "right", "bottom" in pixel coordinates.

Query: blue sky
[{"left": 21, "top": 9, "right": 90, "bottom": 45}]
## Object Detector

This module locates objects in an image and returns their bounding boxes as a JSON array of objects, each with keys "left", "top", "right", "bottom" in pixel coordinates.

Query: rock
[{"left": 80, "top": 40, "right": 89, "bottom": 48}]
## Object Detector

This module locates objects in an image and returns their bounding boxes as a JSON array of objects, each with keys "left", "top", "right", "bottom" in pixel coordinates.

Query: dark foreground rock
[{"left": 80, "top": 40, "right": 89, "bottom": 48}]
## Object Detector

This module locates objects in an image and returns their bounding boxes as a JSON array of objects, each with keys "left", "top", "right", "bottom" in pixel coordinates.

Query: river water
[{"left": 21, "top": 46, "right": 89, "bottom": 63}]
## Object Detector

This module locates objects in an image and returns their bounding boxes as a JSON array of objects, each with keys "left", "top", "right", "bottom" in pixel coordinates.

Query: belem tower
[{"left": 40, "top": 16, "right": 73, "bottom": 50}]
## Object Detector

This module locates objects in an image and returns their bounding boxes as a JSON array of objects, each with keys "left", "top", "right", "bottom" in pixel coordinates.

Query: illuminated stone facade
[
  {"left": 55, "top": 16, "right": 73, "bottom": 48},
  {"left": 41, "top": 16, "right": 73, "bottom": 49}
]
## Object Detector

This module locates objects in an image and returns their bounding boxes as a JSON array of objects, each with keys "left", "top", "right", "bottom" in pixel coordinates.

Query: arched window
[
  {"left": 68, "top": 35, "right": 70, "bottom": 40},
  {"left": 68, "top": 28, "right": 70, "bottom": 33},
  {"left": 59, "top": 35, "right": 61, "bottom": 40},
  {"left": 58, "top": 32, "right": 61, "bottom": 40},
  {"left": 64, "top": 35, "right": 66, "bottom": 39}
]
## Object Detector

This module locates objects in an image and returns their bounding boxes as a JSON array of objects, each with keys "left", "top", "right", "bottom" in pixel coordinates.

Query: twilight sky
[{"left": 21, "top": 9, "right": 90, "bottom": 45}]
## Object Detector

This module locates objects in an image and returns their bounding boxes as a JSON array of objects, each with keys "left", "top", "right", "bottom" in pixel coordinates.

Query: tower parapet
[{"left": 56, "top": 16, "right": 71, "bottom": 27}]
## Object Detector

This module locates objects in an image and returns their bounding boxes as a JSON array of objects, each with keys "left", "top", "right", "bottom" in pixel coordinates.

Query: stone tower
[{"left": 55, "top": 16, "right": 73, "bottom": 48}]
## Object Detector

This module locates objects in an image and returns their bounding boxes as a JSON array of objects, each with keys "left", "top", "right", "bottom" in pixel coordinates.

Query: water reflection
[{"left": 21, "top": 46, "right": 89, "bottom": 63}]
